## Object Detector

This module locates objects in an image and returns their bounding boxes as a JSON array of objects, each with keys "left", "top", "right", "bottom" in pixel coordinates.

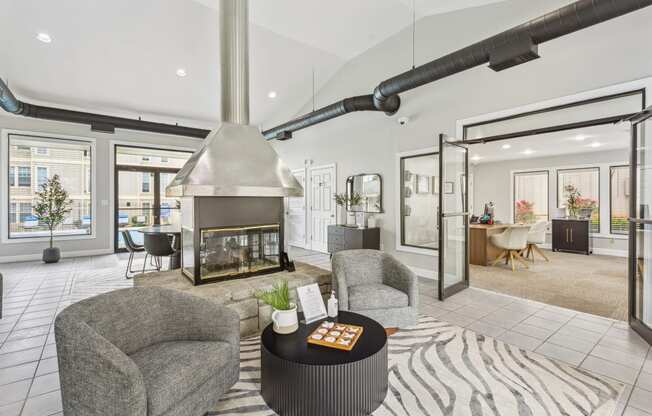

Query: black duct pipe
[
  {"left": 264, "top": 0, "right": 652, "bottom": 140},
  {"left": 262, "top": 94, "right": 399, "bottom": 140},
  {"left": 0, "top": 78, "right": 210, "bottom": 139}
]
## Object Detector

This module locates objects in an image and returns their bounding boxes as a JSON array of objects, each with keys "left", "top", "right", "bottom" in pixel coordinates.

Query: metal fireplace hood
[{"left": 165, "top": 0, "right": 302, "bottom": 198}]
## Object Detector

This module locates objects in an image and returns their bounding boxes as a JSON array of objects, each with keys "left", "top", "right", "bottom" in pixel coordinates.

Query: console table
[
  {"left": 552, "top": 218, "right": 592, "bottom": 255},
  {"left": 327, "top": 225, "right": 380, "bottom": 254}
]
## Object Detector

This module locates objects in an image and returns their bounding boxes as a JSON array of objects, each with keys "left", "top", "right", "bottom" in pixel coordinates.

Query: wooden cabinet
[
  {"left": 327, "top": 225, "right": 380, "bottom": 254},
  {"left": 552, "top": 219, "right": 592, "bottom": 255}
]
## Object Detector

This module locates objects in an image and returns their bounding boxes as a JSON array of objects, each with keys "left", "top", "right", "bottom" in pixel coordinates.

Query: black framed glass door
[
  {"left": 114, "top": 146, "right": 192, "bottom": 252},
  {"left": 438, "top": 134, "right": 469, "bottom": 300},
  {"left": 629, "top": 107, "right": 652, "bottom": 345}
]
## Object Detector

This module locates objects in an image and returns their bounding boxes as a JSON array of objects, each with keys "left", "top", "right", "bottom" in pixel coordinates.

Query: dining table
[{"left": 137, "top": 225, "right": 182, "bottom": 270}]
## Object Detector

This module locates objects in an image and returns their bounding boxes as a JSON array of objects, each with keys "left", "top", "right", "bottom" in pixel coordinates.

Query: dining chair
[
  {"left": 143, "top": 233, "right": 177, "bottom": 274},
  {"left": 525, "top": 220, "right": 549, "bottom": 262},
  {"left": 491, "top": 226, "right": 530, "bottom": 272},
  {"left": 122, "top": 230, "right": 145, "bottom": 279}
]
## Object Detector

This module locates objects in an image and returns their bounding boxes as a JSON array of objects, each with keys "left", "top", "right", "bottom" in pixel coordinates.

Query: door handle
[
  {"left": 566, "top": 228, "right": 569, "bottom": 243},
  {"left": 570, "top": 229, "right": 573, "bottom": 243}
]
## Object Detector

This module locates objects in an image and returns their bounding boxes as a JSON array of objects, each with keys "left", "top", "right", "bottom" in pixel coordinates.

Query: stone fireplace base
[{"left": 134, "top": 262, "right": 331, "bottom": 337}]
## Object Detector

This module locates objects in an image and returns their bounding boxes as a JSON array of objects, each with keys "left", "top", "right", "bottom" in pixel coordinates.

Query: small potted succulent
[
  {"left": 255, "top": 280, "right": 298, "bottom": 334},
  {"left": 34, "top": 174, "right": 72, "bottom": 263}
]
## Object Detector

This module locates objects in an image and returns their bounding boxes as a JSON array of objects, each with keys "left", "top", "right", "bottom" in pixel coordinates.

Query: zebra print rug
[{"left": 210, "top": 316, "right": 624, "bottom": 415}]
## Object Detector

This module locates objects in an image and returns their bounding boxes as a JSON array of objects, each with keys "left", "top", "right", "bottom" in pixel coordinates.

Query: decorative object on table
[
  {"left": 347, "top": 174, "right": 383, "bottom": 213},
  {"left": 444, "top": 181, "right": 455, "bottom": 194},
  {"left": 563, "top": 184, "right": 596, "bottom": 219},
  {"left": 255, "top": 280, "right": 299, "bottom": 334},
  {"left": 331, "top": 249, "right": 418, "bottom": 328},
  {"left": 416, "top": 174, "right": 431, "bottom": 194},
  {"left": 327, "top": 291, "right": 339, "bottom": 318},
  {"left": 333, "top": 193, "right": 349, "bottom": 226},
  {"left": 296, "top": 283, "right": 328, "bottom": 324},
  {"left": 55, "top": 287, "right": 240, "bottom": 416},
  {"left": 34, "top": 174, "right": 72, "bottom": 264},
  {"left": 482, "top": 201, "right": 495, "bottom": 224},
  {"left": 307, "top": 320, "right": 364, "bottom": 351}
]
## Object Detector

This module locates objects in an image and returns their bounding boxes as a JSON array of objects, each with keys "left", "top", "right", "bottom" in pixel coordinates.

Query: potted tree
[{"left": 34, "top": 174, "right": 72, "bottom": 263}]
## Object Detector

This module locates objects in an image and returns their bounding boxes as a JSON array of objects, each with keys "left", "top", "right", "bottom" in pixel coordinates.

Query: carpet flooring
[
  {"left": 470, "top": 250, "right": 628, "bottom": 321},
  {"left": 210, "top": 316, "right": 624, "bottom": 416}
]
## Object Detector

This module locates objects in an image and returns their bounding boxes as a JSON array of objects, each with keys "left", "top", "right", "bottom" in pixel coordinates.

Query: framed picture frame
[
  {"left": 416, "top": 175, "right": 431, "bottom": 194},
  {"left": 444, "top": 181, "right": 455, "bottom": 194}
]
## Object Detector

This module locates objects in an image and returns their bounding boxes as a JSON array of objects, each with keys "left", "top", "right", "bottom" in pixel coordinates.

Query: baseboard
[
  {"left": 409, "top": 266, "right": 437, "bottom": 280},
  {"left": 0, "top": 248, "right": 114, "bottom": 264},
  {"left": 539, "top": 244, "right": 627, "bottom": 258}
]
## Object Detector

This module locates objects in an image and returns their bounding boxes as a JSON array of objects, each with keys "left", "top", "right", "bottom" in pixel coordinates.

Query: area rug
[{"left": 209, "top": 316, "right": 624, "bottom": 416}]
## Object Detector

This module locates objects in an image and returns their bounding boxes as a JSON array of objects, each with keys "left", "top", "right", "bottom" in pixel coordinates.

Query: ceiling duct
[
  {"left": 164, "top": 0, "right": 303, "bottom": 198},
  {"left": 0, "top": 78, "right": 210, "bottom": 139},
  {"left": 262, "top": 0, "right": 652, "bottom": 140}
]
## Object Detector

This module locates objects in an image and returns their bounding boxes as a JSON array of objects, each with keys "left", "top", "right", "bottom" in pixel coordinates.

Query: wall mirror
[{"left": 346, "top": 174, "right": 383, "bottom": 213}]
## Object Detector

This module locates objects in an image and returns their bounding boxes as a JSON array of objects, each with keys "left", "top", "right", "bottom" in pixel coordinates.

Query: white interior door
[
  {"left": 309, "top": 165, "right": 336, "bottom": 253},
  {"left": 286, "top": 169, "right": 306, "bottom": 248}
]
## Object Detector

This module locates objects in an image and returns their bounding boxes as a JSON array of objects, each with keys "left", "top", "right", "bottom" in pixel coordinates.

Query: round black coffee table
[{"left": 260, "top": 311, "right": 388, "bottom": 416}]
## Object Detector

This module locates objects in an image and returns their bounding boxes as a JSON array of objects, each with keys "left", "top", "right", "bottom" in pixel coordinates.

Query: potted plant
[
  {"left": 255, "top": 280, "right": 298, "bottom": 334},
  {"left": 563, "top": 184, "right": 581, "bottom": 218},
  {"left": 34, "top": 174, "right": 72, "bottom": 263},
  {"left": 333, "top": 193, "right": 349, "bottom": 225}
]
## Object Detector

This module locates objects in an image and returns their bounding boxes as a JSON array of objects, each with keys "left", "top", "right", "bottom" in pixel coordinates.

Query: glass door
[
  {"left": 438, "top": 134, "right": 469, "bottom": 300},
  {"left": 629, "top": 109, "right": 652, "bottom": 345}
]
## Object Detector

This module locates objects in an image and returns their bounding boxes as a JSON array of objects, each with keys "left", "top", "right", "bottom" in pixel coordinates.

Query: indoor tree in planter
[{"left": 34, "top": 174, "right": 72, "bottom": 263}]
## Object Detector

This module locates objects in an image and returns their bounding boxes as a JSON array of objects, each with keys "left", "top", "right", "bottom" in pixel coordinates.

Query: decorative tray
[{"left": 307, "top": 321, "right": 364, "bottom": 351}]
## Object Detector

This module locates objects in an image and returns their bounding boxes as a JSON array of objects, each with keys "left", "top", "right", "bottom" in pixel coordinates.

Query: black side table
[{"left": 260, "top": 311, "right": 388, "bottom": 416}]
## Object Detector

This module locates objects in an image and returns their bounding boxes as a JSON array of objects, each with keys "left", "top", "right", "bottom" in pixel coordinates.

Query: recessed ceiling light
[
  {"left": 521, "top": 149, "right": 535, "bottom": 155},
  {"left": 574, "top": 135, "right": 588, "bottom": 141},
  {"left": 589, "top": 142, "right": 602, "bottom": 148},
  {"left": 470, "top": 155, "right": 483, "bottom": 161},
  {"left": 501, "top": 144, "right": 511, "bottom": 149},
  {"left": 36, "top": 33, "right": 52, "bottom": 43},
  {"left": 176, "top": 68, "right": 187, "bottom": 77},
  {"left": 268, "top": 91, "right": 277, "bottom": 99}
]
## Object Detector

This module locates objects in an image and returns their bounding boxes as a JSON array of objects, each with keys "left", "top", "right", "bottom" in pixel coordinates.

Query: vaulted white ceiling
[{"left": 0, "top": 0, "right": 506, "bottom": 130}]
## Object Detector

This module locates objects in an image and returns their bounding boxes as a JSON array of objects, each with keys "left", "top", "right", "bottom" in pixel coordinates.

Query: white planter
[{"left": 271, "top": 304, "right": 299, "bottom": 334}]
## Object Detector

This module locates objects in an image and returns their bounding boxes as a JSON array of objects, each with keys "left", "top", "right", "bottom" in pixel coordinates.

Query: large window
[
  {"left": 513, "top": 171, "right": 549, "bottom": 224},
  {"left": 558, "top": 167, "right": 600, "bottom": 233},
  {"left": 7, "top": 133, "right": 93, "bottom": 239},
  {"left": 610, "top": 165, "right": 630, "bottom": 235},
  {"left": 400, "top": 152, "right": 438, "bottom": 250}
]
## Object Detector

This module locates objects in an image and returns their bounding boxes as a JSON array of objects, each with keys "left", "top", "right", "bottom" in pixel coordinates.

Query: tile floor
[{"left": 0, "top": 248, "right": 650, "bottom": 416}]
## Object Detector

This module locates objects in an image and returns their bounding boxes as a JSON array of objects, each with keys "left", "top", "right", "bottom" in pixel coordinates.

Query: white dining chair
[
  {"left": 525, "top": 220, "right": 549, "bottom": 262},
  {"left": 491, "top": 226, "right": 530, "bottom": 272}
]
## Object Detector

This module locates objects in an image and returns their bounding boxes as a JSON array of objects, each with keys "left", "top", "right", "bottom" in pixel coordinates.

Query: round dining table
[{"left": 137, "top": 225, "right": 182, "bottom": 270}]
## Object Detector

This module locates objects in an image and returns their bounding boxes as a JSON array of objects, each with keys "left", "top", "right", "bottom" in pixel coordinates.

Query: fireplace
[{"left": 180, "top": 196, "right": 287, "bottom": 285}]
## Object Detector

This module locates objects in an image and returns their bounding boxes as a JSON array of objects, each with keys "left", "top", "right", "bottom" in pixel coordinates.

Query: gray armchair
[
  {"left": 55, "top": 287, "right": 240, "bottom": 416},
  {"left": 332, "top": 249, "right": 418, "bottom": 328}
]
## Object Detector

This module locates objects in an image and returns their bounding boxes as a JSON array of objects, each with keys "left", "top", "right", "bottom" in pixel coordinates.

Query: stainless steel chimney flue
[{"left": 220, "top": 0, "right": 249, "bottom": 125}]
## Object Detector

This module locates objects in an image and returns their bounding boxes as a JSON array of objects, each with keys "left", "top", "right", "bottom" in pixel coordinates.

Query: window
[
  {"left": 558, "top": 167, "right": 600, "bottom": 233},
  {"left": 142, "top": 173, "right": 151, "bottom": 193},
  {"left": 513, "top": 171, "right": 549, "bottom": 224},
  {"left": 37, "top": 167, "right": 48, "bottom": 188},
  {"left": 610, "top": 165, "right": 630, "bottom": 235},
  {"left": 7, "top": 133, "right": 93, "bottom": 239},
  {"left": 400, "top": 152, "right": 438, "bottom": 250},
  {"left": 17, "top": 167, "right": 31, "bottom": 187},
  {"left": 8, "top": 166, "right": 15, "bottom": 187}
]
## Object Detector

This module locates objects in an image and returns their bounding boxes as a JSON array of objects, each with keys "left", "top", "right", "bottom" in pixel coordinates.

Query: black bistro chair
[
  {"left": 122, "top": 230, "right": 145, "bottom": 279},
  {"left": 143, "top": 233, "right": 177, "bottom": 274}
]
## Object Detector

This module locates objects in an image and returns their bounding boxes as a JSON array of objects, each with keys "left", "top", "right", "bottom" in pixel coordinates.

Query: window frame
[
  {"left": 17, "top": 166, "right": 31, "bottom": 187},
  {"left": 1, "top": 129, "right": 97, "bottom": 244},
  {"left": 609, "top": 164, "right": 630, "bottom": 235},
  {"left": 512, "top": 170, "right": 550, "bottom": 224},
  {"left": 557, "top": 166, "right": 601, "bottom": 233}
]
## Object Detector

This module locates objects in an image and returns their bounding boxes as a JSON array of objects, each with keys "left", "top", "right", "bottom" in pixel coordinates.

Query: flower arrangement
[
  {"left": 515, "top": 200, "right": 536, "bottom": 224},
  {"left": 563, "top": 184, "right": 581, "bottom": 217}
]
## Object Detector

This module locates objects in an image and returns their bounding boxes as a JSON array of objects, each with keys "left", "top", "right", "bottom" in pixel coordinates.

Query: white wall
[
  {"left": 473, "top": 149, "right": 630, "bottom": 255},
  {"left": 0, "top": 114, "right": 203, "bottom": 262},
  {"left": 269, "top": 0, "right": 652, "bottom": 272}
]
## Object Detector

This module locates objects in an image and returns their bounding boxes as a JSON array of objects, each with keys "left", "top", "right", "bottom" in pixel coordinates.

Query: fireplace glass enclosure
[
  {"left": 201, "top": 225, "right": 280, "bottom": 280},
  {"left": 181, "top": 196, "right": 286, "bottom": 284}
]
